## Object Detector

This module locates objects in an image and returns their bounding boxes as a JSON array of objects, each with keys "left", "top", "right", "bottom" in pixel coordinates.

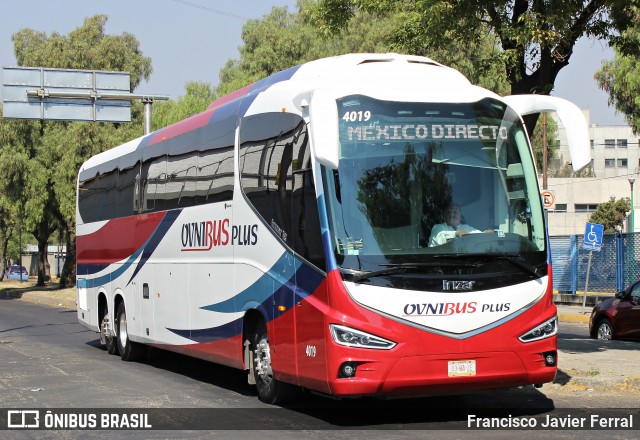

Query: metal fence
[{"left": 550, "top": 232, "right": 640, "bottom": 294}]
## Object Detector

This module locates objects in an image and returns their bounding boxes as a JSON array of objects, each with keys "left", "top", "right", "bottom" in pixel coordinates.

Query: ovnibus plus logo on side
[{"left": 180, "top": 218, "right": 258, "bottom": 251}]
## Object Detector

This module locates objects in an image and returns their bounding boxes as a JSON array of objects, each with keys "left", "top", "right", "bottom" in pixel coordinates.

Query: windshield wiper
[
  {"left": 459, "top": 253, "right": 540, "bottom": 277},
  {"left": 416, "top": 253, "right": 541, "bottom": 277},
  {"left": 339, "top": 262, "right": 476, "bottom": 282}
]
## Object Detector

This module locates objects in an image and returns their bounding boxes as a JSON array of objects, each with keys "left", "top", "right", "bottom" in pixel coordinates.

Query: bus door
[
  {"left": 290, "top": 141, "right": 330, "bottom": 393},
  {"left": 237, "top": 113, "right": 307, "bottom": 383}
]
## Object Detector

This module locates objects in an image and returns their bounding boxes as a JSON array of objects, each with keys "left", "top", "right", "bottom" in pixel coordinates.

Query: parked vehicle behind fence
[{"left": 590, "top": 280, "right": 640, "bottom": 341}]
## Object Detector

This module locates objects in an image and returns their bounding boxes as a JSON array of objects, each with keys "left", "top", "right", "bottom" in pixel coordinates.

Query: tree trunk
[
  {"left": 59, "top": 221, "right": 76, "bottom": 288},
  {"left": 32, "top": 212, "right": 56, "bottom": 287},
  {"left": 37, "top": 238, "right": 49, "bottom": 286}
]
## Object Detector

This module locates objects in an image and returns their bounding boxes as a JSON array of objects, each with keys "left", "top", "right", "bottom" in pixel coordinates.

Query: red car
[{"left": 590, "top": 280, "right": 640, "bottom": 341}]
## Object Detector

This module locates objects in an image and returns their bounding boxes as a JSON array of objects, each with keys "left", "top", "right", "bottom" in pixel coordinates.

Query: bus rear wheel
[
  {"left": 252, "top": 322, "right": 298, "bottom": 404},
  {"left": 115, "top": 302, "right": 144, "bottom": 361}
]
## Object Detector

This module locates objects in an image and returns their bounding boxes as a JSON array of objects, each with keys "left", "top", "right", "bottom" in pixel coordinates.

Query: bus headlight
[
  {"left": 518, "top": 316, "right": 558, "bottom": 342},
  {"left": 330, "top": 324, "right": 396, "bottom": 350}
]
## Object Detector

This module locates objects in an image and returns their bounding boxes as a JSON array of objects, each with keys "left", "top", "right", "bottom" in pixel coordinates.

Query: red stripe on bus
[{"left": 77, "top": 212, "right": 166, "bottom": 264}]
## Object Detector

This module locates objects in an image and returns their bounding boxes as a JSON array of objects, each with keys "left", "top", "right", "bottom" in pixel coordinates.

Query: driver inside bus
[{"left": 428, "top": 204, "right": 491, "bottom": 247}]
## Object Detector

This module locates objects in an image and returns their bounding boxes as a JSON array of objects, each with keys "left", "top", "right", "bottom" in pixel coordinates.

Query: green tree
[
  {"left": 217, "top": 1, "right": 397, "bottom": 95},
  {"left": 589, "top": 197, "right": 631, "bottom": 232},
  {"left": 315, "top": 0, "right": 638, "bottom": 133},
  {"left": 2, "top": 15, "right": 152, "bottom": 286},
  {"left": 595, "top": 5, "right": 640, "bottom": 134}
]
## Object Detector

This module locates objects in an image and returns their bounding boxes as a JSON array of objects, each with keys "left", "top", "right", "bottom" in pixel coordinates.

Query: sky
[{"left": 0, "top": 0, "right": 628, "bottom": 126}]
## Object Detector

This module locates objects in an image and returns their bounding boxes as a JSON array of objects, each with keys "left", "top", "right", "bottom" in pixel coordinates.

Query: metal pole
[
  {"left": 630, "top": 178, "right": 635, "bottom": 234},
  {"left": 542, "top": 112, "right": 549, "bottom": 225},
  {"left": 542, "top": 112, "right": 548, "bottom": 190},
  {"left": 143, "top": 98, "right": 153, "bottom": 135},
  {"left": 630, "top": 177, "right": 636, "bottom": 283},
  {"left": 582, "top": 251, "right": 593, "bottom": 308},
  {"left": 18, "top": 213, "right": 22, "bottom": 283}
]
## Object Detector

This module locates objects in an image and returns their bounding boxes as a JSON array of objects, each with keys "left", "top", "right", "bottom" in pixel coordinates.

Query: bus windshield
[{"left": 322, "top": 95, "right": 546, "bottom": 279}]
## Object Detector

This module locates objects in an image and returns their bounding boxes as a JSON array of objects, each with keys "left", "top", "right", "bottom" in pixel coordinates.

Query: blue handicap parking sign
[{"left": 583, "top": 222, "right": 604, "bottom": 252}]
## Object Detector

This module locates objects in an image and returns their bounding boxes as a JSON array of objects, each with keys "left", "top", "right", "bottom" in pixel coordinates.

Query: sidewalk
[{"left": 556, "top": 304, "right": 591, "bottom": 324}]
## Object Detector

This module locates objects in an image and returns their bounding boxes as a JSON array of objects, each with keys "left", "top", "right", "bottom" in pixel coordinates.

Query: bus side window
[
  {"left": 291, "top": 126, "right": 325, "bottom": 270},
  {"left": 141, "top": 153, "right": 167, "bottom": 213},
  {"left": 117, "top": 154, "right": 140, "bottom": 218},
  {"left": 97, "top": 164, "right": 118, "bottom": 221},
  {"left": 240, "top": 113, "right": 325, "bottom": 270},
  {"left": 198, "top": 146, "right": 234, "bottom": 204},
  {"left": 78, "top": 172, "right": 99, "bottom": 224}
]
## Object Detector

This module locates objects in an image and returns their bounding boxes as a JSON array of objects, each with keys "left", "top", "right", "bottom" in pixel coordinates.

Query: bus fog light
[
  {"left": 338, "top": 362, "right": 358, "bottom": 378},
  {"left": 519, "top": 317, "right": 558, "bottom": 343},
  {"left": 330, "top": 324, "right": 396, "bottom": 350},
  {"left": 544, "top": 351, "right": 556, "bottom": 366}
]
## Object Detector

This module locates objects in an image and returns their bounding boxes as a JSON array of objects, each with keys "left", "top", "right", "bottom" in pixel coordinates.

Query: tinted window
[
  {"left": 167, "top": 151, "right": 199, "bottom": 209},
  {"left": 116, "top": 154, "right": 140, "bottom": 218},
  {"left": 78, "top": 173, "right": 99, "bottom": 223},
  {"left": 197, "top": 146, "right": 234, "bottom": 203},
  {"left": 141, "top": 151, "right": 168, "bottom": 213},
  {"left": 240, "top": 113, "right": 324, "bottom": 269}
]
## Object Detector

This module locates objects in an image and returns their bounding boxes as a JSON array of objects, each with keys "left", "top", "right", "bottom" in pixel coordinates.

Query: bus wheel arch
[{"left": 243, "top": 309, "right": 298, "bottom": 404}]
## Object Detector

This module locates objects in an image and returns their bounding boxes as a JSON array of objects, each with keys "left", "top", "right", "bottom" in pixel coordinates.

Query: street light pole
[
  {"left": 629, "top": 177, "right": 636, "bottom": 234},
  {"left": 630, "top": 176, "right": 636, "bottom": 284}
]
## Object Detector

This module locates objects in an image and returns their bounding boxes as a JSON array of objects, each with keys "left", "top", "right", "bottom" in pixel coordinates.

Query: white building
[{"left": 545, "top": 110, "right": 639, "bottom": 236}]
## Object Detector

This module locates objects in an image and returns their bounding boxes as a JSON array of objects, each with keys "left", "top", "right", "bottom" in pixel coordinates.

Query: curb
[
  {"left": 1, "top": 291, "right": 76, "bottom": 310},
  {"left": 557, "top": 313, "right": 590, "bottom": 324}
]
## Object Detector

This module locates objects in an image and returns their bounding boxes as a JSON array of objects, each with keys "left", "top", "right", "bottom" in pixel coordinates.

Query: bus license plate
[{"left": 448, "top": 360, "right": 476, "bottom": 377}]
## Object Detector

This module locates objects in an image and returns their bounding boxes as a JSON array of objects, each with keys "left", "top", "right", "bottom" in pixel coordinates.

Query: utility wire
[{"left": 171, "top": 0, "right": 250, "bottom": 21}]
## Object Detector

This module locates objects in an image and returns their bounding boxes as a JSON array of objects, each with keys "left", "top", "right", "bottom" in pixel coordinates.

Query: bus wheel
[
  {"left": 252, "top": 322, "right": 298, "bottom": 404},
  {"left": 115, "top": 302, "right": 144, "bottom": 361},
  {"left": 100, "top": 306, "right": 118, "bottom": 355}
]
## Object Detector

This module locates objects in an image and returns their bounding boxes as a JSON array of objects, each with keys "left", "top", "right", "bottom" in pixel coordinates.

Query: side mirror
[
  {"left": 501, "top": 94, "right": 590, "bottom": 172},
  {"left": 309, "top": 89, "right": 340, "bottom": 169},
  {"left": 614, "top": 291, "right": 626, "bottom": 300}
]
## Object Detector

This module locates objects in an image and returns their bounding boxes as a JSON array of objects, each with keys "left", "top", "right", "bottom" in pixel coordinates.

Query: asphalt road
[{"left": 0, "top": 297, "right": 638, "bottom": 439}]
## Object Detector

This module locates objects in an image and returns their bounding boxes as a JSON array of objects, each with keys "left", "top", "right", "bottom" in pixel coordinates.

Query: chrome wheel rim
[
  {"left": 118, "top": 310, "right": 128, "bottom": 345},
  {"left": 254, "top": 337, "right": 273, "bottom": 385},
  {"left": 597, "top": 322, "right": 612, "bottom": 340}
]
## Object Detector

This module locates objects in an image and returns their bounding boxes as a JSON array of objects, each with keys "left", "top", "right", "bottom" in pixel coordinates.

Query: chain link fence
[{"left": 550, "top": 232, "right": 640, "bottom": 294}]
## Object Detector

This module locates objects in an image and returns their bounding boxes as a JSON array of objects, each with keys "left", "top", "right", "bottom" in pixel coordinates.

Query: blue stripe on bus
[
  {"left": 167, "top": 256, "right": 326, "bottom": 344},
  {"left": 235, "top": 65, "right": 302, "bottom": 120},
  {"left": 76, "top": 263, "right": 110, "bottom": 276},
  {"left": 169, "top": 318, "right": 241, "bottom": 343},
  {"left": 316, "top": 193, "right": 338, "bottom": 271},
  {"left": 79, "top": 210, "right": 181, "bottom": 288},
  {"left": 201, "top": 252, "right": 301, "bottom": 313},
  {"left": 127, "top": 209, "right": 181, "bottom": 285},
  {"left": 82, "top": 247, "right": 145, "bottom": 289}
]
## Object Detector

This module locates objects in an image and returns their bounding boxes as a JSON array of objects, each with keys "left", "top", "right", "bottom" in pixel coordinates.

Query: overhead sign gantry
[{"left": 2, "top": 66, "right": 168, "bottom": 134}]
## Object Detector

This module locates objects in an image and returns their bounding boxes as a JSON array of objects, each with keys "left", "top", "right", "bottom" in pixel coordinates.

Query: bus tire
[
  {"left": 252, "top": 322, "right": 298, "bottom": 405},
  {"left": 115, "top": 302, "right": 144, "bottom": 361},
  {"left": 100, "top": 305, "right": 118, "bottom": 355}
]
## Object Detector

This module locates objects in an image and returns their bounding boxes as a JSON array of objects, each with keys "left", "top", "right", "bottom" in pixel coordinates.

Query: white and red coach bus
[{"left": 76, "top": 53, "right": 590, "bottom": 404}]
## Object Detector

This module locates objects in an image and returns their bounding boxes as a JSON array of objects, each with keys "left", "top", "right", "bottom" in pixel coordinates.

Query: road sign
[
  {"left": 541, "top": 190, "right": 555, "bottom": 209},
  {"left": 3, "top": 66, "right": 131, "bottom": 122},
  {"left": 582, "top": 222, "right": 603, "bottom": 252}
]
